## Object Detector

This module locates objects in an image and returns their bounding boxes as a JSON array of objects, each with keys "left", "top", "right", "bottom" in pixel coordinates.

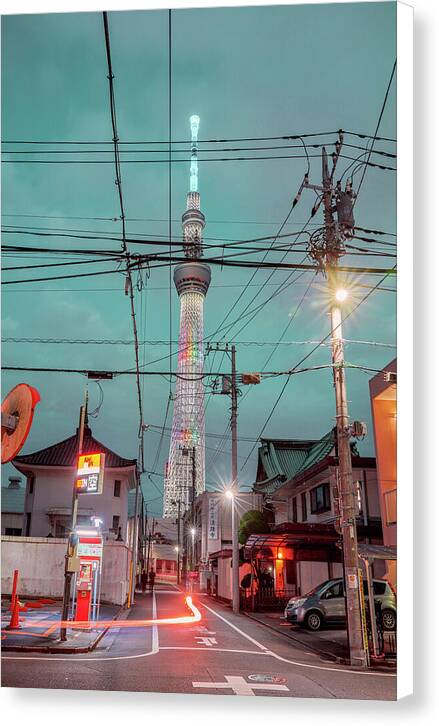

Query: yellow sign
[{"left": 76, "top": 452, "right": 105, "bottom": 494}]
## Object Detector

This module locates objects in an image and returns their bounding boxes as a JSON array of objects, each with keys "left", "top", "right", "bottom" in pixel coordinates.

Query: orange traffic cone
[{"left": 6, "top": 598, "right": 21, "bottom": 630}]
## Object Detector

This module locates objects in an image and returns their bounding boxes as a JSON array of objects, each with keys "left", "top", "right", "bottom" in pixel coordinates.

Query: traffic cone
[{"left": 6, "top": 598, "right": 21, "bottom": 630}]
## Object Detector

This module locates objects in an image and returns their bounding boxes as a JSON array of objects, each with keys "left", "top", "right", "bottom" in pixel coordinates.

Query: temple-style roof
[
  {"left": 254, "top": 429, "right": 336, "bottom": 494},
  {"left": 13, "top": 426, "right": 137, "bottom": 470}
]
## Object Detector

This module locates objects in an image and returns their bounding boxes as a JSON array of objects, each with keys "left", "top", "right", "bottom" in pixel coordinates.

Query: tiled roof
[
  {"left": 13, "top": 426, "right": 137, "bottom": 469},
  {"left": 1, "top": 486, "right": 25, "bottom": 514},
  {"left": 255, "top": 429, "right": 336, "bottom": 494}
]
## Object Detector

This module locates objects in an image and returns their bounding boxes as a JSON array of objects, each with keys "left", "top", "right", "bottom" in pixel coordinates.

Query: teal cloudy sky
[{"left": 1, "top": 2, "right": 396, "bottom": 515}]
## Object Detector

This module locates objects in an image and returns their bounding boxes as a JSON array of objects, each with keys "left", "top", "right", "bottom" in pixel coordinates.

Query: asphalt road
[{"left": 1, "top": 585, "right": 396, "bottom": 700}]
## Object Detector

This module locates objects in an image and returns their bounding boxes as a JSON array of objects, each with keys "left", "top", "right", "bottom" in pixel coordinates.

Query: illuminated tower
[{"left": 163, "top": 115, "right": 211, "bottom": 518}]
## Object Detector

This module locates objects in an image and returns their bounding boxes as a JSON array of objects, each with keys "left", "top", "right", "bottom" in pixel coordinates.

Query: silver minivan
[{"left": 284, "top": 577, "right": 396, "bottom": 631}]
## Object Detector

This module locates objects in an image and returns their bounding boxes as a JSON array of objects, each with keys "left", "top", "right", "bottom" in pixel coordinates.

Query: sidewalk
[
  {"left": 243, "top": 610, "right": 396, "bottom": 671},
  {"left": 1, "top": 599, "right": 123, "bottom": 654}
]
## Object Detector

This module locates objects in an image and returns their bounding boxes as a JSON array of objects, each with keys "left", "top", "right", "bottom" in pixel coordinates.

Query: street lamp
[
  {"left": 335, "top": 287, "right": 348, "bottom": 303},
  {"left": 224, "top": 487, "right": 239, "bottom": 614}
]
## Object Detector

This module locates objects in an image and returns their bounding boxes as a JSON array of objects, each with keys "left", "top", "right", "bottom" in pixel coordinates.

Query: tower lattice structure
[{"left": 163, "top": 116, "right": 211, "bottom": 518}]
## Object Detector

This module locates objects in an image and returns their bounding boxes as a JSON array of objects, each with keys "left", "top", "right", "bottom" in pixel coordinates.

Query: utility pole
[
  {"left": 60, "top": 389, "right": 88, "bottom": 641},
  {"left": 207, "top": 342, "right": 240, "bottom": 613},
  {"left": 145, "top": 518, "right": 155, "bottom": 576},
  {"left": 304, "top": 135, "right": 367, "bottom": 668},
  {"left": 230, "top": 344, "right": 240, "bottom": 614},
  {"left": 176, "top": 500, "right": 181, "bottom": 585},
  {"left": 191, "top": 446, "right": 196, "bottom": 570},
  {"left": 128, "top": 468, "right": 141, "bottom": 608}
]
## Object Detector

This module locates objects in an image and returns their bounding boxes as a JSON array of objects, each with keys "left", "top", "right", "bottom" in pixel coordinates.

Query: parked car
[{"left": 284, "top": 577, "right": 396, "bottom": 632}]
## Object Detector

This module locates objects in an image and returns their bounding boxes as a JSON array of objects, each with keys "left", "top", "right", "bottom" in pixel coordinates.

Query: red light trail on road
[{"left": 2, "top": 595, "right": 201, "bottom": 634}]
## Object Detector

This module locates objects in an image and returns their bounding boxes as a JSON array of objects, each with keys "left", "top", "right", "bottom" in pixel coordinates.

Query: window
[
  {"left": 5, "top": 527, "right": 22, "bottom": 537},
  {"left": 301, "top": 492, "right": 307, "bottom": 521},
  {"left": 310, "top": 483, "right": 331, "bottom": 514},
  {"left": 114, "top": 480, "right": 121, "bottom": 497},
  {"left": 323, "top": 581, "right": 344, "bottom": 599},
  {"left": 28, "top": 473, "right": 35, "bottom": 495},
  {"left": 292, "top": 497, "right": 297, "bottom": 523},
  {"left": 112, "top": 515, "right": 120, "bottom": 532},
  {"left": 25, "top": 513, "right": 32, "bottom": 536}
]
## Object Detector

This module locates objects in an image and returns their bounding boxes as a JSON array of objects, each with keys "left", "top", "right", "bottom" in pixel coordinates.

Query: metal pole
[
  {"left": 177, "top": 502, "right": 181, "bottom": 585},
  {"left": 191, "top": 446, "right": 196, "bottom": 570},
  {"left": 129, "top": 468, "right": 141, "bottom": 607},
  {"left": 230, "top": 344, "right": 240, "bottom": 614},
  {"left": 60, "top": 390, "right": 87, "bottom": 641},
  {"left": 327, "top": 264, "right": 366, "bottom": 667},
  {"left": 364, "top": 558, "right": 379, "bottom": 657}
]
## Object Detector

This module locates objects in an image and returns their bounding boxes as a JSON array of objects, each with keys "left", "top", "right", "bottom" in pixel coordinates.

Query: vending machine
[{"left": 73, "top": 532, "right": 103, "bottom": 623}]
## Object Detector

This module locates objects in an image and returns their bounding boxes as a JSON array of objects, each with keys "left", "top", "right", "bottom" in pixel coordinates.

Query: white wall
[
  {"left": 21, "top": 466, "right": 132, "bottom": 541},
  {"left": 298, "top": 561, "right": 330, "bottom": 596},
  {"left": 1, "top": 536, "right": 131, "bottom": 605}
]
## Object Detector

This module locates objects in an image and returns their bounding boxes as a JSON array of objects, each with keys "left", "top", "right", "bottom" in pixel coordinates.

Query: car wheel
[
  {"left": 381, "top": 609, "right": 396, "bottom": 631},
  {"left": 305, "top": 611, "right": 323, "bottom": 631}
]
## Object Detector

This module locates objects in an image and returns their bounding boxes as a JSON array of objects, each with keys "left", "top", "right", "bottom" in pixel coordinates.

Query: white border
[
  {"left": 396, "top": 0, "right": 413, "bottom": 702},
  {"left": 2, "top": 0, "right": 434, "bottom": 721}
]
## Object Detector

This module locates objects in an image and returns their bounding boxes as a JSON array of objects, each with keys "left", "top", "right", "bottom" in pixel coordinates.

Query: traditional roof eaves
[{"left": 13, "top": 427, "right": 137, "bottom": 471}]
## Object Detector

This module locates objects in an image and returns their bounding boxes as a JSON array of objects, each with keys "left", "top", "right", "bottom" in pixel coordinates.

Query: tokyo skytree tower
[{"left": 163, "top": 115, "right": 211, "bottom": 518}]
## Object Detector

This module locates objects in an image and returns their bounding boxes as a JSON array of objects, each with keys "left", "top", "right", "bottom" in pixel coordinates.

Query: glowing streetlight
[{"left": 335, "top": 288, "right": 348, "bottom": 303}]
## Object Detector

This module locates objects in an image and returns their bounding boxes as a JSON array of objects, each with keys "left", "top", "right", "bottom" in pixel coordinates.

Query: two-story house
[
  {"left": 249, "top": 429, "right": 383, "bottom": 598},
  {"left": 13, "top": 423, "right": 137, "bottom": 541}
]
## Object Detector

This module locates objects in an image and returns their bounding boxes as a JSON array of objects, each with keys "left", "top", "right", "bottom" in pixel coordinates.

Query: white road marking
[
  {"left": 1, "top": 597, "right": 396, "bottom": 677},
  {"left": 160, "top": 647, "right": 266, "bottom": 654},
  {"left": 194, "top": 636, "right": 217, "bottom": 646},
  {"left": 201, "top": 602, "right": 270, "bottom": 652},
  {"left": 192, "top": 675, "right": 289, "bottom": 696},
  {"left": 201, "top": 602, "right": 397, "bottom": 678}
]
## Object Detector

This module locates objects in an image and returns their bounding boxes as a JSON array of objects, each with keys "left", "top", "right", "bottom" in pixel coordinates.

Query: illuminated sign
[
  {"left": 76, "top": 453, "right": 105, "bottom": 494},
  {"left": 208, "top": 497, "right": 219, "bottom": 540}
]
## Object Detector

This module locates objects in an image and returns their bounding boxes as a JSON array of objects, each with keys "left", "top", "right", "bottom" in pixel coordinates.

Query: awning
[{"left": 357, "top": 544, "right": 397, "bottom": 561}]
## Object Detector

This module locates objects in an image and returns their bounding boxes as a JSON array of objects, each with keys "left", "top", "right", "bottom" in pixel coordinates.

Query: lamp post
[{"left": 225, "top": 488, "right": 239, "bottom": 613}]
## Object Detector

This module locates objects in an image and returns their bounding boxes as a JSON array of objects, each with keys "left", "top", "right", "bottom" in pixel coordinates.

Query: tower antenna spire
[{"left": 190, "top": 114, "right": 200, "bottom": 192}]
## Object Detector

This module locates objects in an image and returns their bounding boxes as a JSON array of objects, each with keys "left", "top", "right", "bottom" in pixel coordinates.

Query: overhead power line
[
  {"left": 1, "top": 153, "right": 396, "bottom": 171},
  {"left": 1, "top": 128, "right": 396, "bottom": 145}
]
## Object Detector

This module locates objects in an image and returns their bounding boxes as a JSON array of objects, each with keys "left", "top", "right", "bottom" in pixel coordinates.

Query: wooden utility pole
[
  {"left": 230, "top": 344, "right": 240, "bottom": 614},
  {"left": 60, "top": 389, "right": 88, "bottom": 641},
  {"left": 304, "top": 137, "right": 367, "bottom": 668}
]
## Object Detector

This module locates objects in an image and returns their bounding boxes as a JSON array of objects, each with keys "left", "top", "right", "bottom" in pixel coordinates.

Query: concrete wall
[
  {"left": 1, "top": 536, "right": 131, "bottom": 605},
  {"left": 21, "top": 467, "right": 132, "bottom": 541}
]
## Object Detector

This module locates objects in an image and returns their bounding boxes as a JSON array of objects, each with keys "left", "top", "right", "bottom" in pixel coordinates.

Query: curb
[
  {"left": 242, "top": 612, "right": 397, "bottom": 673},
  {"left": 242, "top": 611, "right": 343, "bottom": 663},
  {"left": 1, "top": 605, "right": 127, "bottom": 655}
]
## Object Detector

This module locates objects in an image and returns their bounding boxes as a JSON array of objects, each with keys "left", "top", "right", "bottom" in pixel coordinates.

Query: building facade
[
  {"left": 12, "top": 424, "right": 137, "bottom": 541},
  {"left": 369, "top": 359, "right": 397, "bottom": 587},
  {"left": 182, "top": 490, "right": 263, "bottom": 593},
  {"left": 249, "top": 429, "right": 383, "bottom": 602},
  {"left": 1, "top": 476, "right": 25, "bottom": 536}
]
